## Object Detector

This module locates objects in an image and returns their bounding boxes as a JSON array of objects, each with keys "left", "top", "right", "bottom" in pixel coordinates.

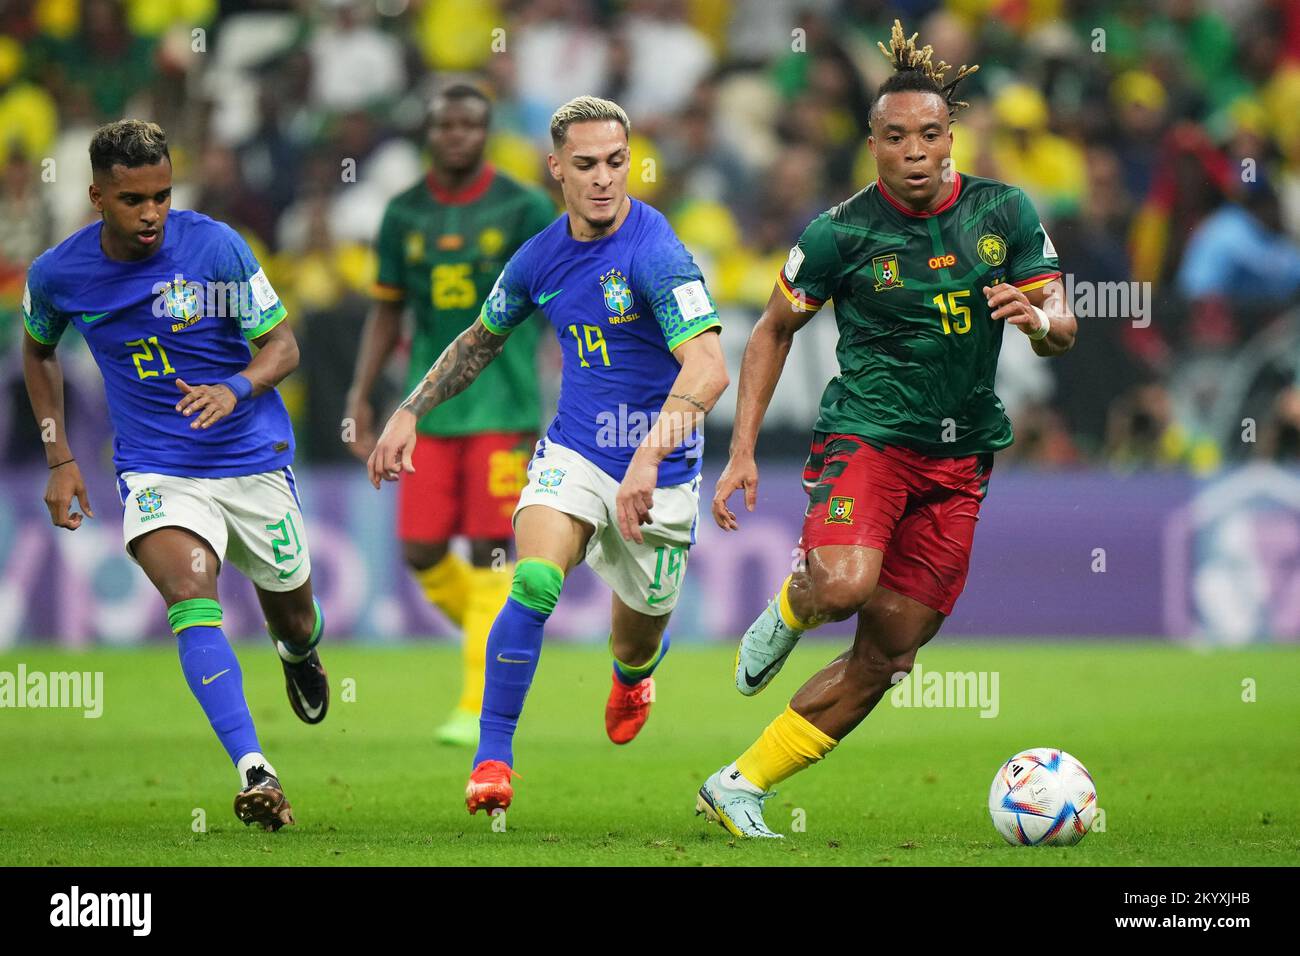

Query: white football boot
[
  {"left": 734, "top": 599, "right": 803, "bottom": 696},
  {"left": 695, "top": 767, "right": 783, "bottom": 839}
]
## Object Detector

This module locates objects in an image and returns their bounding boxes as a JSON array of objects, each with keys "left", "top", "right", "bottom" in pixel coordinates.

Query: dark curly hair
[{"left": 89, "top": 119, "right": 170, "bottom": 173}]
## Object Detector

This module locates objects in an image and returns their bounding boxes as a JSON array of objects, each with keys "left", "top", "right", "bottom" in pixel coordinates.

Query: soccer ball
[{"left": 988, "top": 748, "right": 1097, "bottom": 846}]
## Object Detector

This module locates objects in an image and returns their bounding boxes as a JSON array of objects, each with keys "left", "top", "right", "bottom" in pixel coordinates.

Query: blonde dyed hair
[
  {"left": 876, "top": 19, "right": 980, "bottom": 116},
  {"left": 549, "top": 95, "right": 631, "bottom": 148}
]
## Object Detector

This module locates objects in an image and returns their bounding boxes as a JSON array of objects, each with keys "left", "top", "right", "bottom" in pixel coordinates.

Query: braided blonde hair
[{"left": 876, "top": 19, "right": 980, "bottom": 116}]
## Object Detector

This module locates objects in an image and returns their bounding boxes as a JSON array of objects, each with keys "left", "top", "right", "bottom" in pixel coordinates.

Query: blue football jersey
[
  {"left": 481, "top": 199, "right": 721, "bottom": 486},
  {"left": 23, "top": 209, "right": 295, "bottom": 478}
]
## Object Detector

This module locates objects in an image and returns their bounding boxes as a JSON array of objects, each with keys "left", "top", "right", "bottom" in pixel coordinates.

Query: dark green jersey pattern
[
  {"left": 777, "top": 173, "right": 1062, "bottom": 457},
  {"left": 374, "top": 168, "right": 555, "bottom": 437}
]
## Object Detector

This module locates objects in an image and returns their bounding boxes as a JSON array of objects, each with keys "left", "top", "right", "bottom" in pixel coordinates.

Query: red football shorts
[
  {"left": 397, "top": 432, "right": 534, "bottom": 542},
  {"left": 799, "top": 433, "right": 994, "bottom": 616}
]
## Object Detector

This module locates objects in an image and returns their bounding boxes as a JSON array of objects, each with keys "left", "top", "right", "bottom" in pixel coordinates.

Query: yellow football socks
[
  {"left": 415, "top": 552, "right": 471, "bottom": 628},
  {"left": 457, "top": 565, "right": 514, "bottom": 713},
  {"left": 776, "top": 575, "right": 813, "bottom": 632},
  {"left": 735, "top": 706, "right": 839, "bottom": 790}
]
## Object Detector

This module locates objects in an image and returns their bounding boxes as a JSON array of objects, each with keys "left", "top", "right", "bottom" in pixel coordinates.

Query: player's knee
[
  {"left": 163, "top": 577, "right": 216, "bottom": 608},
  {"left": 276, "top": 607, "right": 317, "bottom": 644},
  {"left": 403, "top": 540, "right": 448, "bottom": 572},
  {"left": 811, "top": 575, "right": 875, "bottom": 622},
  {"left": 509, "top": 557, "right": 565, "bottom": 616}
]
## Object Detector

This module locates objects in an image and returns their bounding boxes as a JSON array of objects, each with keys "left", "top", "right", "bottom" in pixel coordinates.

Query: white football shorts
[
  {"left": 513, "top": 439, "right": 699, "bottom": 616},
  {"left": 118, "top": 467, "right": 311, "bottom": 592}
]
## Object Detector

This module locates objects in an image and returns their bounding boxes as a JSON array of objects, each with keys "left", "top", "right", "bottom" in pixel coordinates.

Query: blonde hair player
[{"left": 368, "top": 95, "right": 730, "bottom": 818}]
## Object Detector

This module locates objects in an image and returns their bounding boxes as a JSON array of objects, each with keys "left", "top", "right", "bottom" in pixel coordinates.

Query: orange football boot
[
  {"left": 605, "top": 674, "right": 656, "bottom": 744},
  {"left": 465, "top": 759, "right": 517, "bottom": 815}
]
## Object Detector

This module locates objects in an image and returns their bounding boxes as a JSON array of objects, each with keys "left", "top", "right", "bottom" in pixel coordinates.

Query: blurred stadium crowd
[{"left": 3, "top": 0, "right": 1300, "bottom": 471}]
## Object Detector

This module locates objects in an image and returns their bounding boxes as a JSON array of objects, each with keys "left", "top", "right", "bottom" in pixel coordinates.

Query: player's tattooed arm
[
  {"left": 617, "top": 330, "right": 729, "bottom": 543},
  {"left": 669, "top": 391, "right": 709, "bottom": 413},
  {"left": 398, "top": 319, "right": 507, "bottom": 418},
  {"left": 368, "top": 319, "right": 507, "bottom": 488}
]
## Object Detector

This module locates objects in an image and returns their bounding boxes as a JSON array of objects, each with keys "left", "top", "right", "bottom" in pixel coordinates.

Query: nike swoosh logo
[
  {"left": 646, "top": 590, "right": 677, "bottom": 606},
  {"left": 277, "top": 560, "right": 304, "bottom": 581},
  {"left": 538, "top": 289, "right": 564, "bottom": 305},
  {"left": 82, "top": 312, "right": 110, "bottom": 323},
  {"left": 202, "top": 669, "right": 231, "bottom": 685},
  {"left": 742, "top": 653, "right": 788, "bottom": 688},
  {"left": 293, "top": 681, "right": 323, "bottom": 720},
  {"left": 496, "top": 653, "right": 530, "bottom": 664}
]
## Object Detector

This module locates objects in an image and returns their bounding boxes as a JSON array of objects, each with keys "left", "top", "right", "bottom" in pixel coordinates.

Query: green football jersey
[
  {"left": 374, "top": 167, "right": 556, "bottom": 437},
  {"left": 777, "top": 173, "right": 1062, "bottom": 457}
]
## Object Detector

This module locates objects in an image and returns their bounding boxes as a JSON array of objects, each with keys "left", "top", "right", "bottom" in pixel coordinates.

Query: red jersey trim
[
  {"left": 876, "top": 173, "right": 962, "bottom": 218},
  {"left": 1012, "top": 271, "right": 1063, "bottom": 292},
  {"left": 777, "top": 271, "right": 825, "bottom": 311},
  {"left": 426, "top": 164, "right": 496, "bottom": 205}
]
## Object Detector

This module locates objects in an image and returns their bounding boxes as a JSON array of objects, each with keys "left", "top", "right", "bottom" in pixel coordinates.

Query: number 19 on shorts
[{"left": 647, "top": 545, "right": 685, "bottom": 607}]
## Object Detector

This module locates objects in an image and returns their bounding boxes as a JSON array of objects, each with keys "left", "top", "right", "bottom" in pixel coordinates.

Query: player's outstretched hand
[
  {"left": 983, "top": 283, "right": 1039, "bottom": 332},
  {"left": 616, "top": 456, "right": 659, "bottom": 544},
  {"left": 367, "top": 409, "right": 417, "bottom": 489},
  {"left": 712, "top": 453, "right": 758, "bottom": 530},
  {"left": 44, "top": 461, "right": 93, "bottom": 531},
  {"left": 174, "top": 378, "right": 237, "bottom": 430}
]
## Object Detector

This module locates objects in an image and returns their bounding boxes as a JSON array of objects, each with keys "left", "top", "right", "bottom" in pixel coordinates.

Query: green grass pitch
[{"left": 1, "top": 641, "right": 1296, "bottom": 866}]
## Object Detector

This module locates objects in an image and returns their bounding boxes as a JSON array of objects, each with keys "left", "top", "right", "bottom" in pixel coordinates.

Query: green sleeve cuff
[
  {"left": 479, "top": 304, "right": 510, "bottom": 336},
  {"left": 243, "top": 303, "right": 287, "bottom": 341},
  {"left": 23, "top": 312, "right": 60, "bottom": 345},
  {"left": 666, "top": 317, "right": 721, "bottom": 352}
]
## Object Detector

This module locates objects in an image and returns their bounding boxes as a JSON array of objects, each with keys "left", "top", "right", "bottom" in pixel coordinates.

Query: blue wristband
[{"left": 223, "top": 374, "right": 253, "bottom": 402}]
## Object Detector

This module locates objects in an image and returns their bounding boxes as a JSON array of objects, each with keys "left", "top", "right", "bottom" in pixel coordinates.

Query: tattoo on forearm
[
  {"left": 669, "top": 391, "right": 709, "bottom": 413},
  {"left": 399, "top": 324, "right": 505, "bottom": 417}
]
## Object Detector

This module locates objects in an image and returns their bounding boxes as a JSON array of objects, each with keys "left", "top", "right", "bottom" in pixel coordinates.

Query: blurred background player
[
  {"left": 345, "top": 84, "right": 555, "bottom": 747},
  {"left": 700, "top": 23, "right": 1078, "bottom": 838},
  {"left": 368, "top": 95, "right": 730, "bottom": 817},
  {"left": 21, "top": 120, "right": 328, "bottom": 831}
]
